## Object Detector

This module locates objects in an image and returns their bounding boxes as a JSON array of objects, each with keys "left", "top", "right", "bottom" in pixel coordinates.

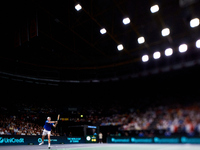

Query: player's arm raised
[
  {"left": 53, "top": 123, "right": 57, "bottom": 128},
  {"left": 48, "top": 121, "right": 57, "bottom": 124}
]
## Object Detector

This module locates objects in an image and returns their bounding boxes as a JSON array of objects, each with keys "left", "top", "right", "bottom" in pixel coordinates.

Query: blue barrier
[
  {"left": 1, "top": 135, "right": 200, "bottom": 145},
  {"left": 0, "top": 136, "right": 86, "bottom": 145},
  {"left": 107, "top": 136, "right": 200, "bottom": 144}
]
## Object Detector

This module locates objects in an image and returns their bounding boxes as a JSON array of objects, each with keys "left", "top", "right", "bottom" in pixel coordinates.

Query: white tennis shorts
[{"left": 42, "top": 129, "right": 51, "bottom": 136}]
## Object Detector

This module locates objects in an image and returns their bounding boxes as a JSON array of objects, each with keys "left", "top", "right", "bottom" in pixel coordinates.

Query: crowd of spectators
[
  {"left": 1, "top": 101, "right": 200, "bottom": 136},
  {"left": 154, "top": 104, "right": 200, "bottom": 135},
  {"left": 0, "top": 114, "right": 60, "bottom": 136},
  {"left": 0, "top": 114, "right": 42, "bottom": 136},
  {"left": 0, "top": 103, "right": 60, "bottom": 136},
  {"left": 99, "top": 103, "right": 200, "bottom": 136}
]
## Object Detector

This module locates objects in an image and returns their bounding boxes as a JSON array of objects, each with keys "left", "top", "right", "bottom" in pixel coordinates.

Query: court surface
[{"left": 0, "top": 144, "right": 200, "bottom": 150}]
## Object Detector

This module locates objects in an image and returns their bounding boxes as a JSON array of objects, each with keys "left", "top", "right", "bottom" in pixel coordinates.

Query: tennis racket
[{"left": 57, "top": 114, "right": 60, "bottom": 122}]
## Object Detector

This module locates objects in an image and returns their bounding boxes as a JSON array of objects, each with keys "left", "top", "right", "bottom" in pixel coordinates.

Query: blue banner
[
  {"left": 0, "top": 136, "right": 85, "bottom": 145},
  {"left": 107, "top": 136, "right": 200, "bottom": 144},
  {"left": 1, "top": 135, "right": 200, "bottom": 145}
]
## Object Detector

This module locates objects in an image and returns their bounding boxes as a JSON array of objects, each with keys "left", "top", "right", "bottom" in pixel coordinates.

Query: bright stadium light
[
  {"left": 142, "top": 55, "right": 149, "bottom": 62},
  {"left": 190, "top": 18, "right": 199, "bottom": 28},
  {"left": 161, "top": 28, "right": 170, "bottom": 37},
  {"left": 196, "top": 39, "right": 200, "bottom": 48},
  {"left": 123, "top": 17, "right": 130, "bottom": 25},
  {"left": 165, "top": 48, "right": 173, "bottom": 56},
  {"left": 179, "top": 44, "right": 188, "bottom": 53},
  {"left": 117, "top": 44, "right": 124, "bottom": 51},
  {"left": 100, "top": 28, "right": 106, "bottom": 34},
  {"left": 150, "top": 5, "right": 159, "bottom": 13},
  {"left": 138, "top": 36, "right": 145, "bottom": 44},
  {"left": 75, "top": 4, "right": 82, "bottom": 11},
  {"left": 153, "top": 51, "right": 161, "bottom": 59}
]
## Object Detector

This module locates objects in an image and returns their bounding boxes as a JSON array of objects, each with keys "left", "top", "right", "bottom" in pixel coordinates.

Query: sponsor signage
[
  {"left": 181, "top": 137, "right": 200, "bottom": 143},
  {"left": 107, "top": 136, "right": 200, "bottom": 144},
  {"left": 86, "top": 135, "right": 97, "bottom": 143},
  {"left": 154, "top": 137, "right": 179, "bottom": 143},
  {"left": 67, "top": 137, "right": 85, "bottom": 143},
  {"left": 110, "top": 137, "right": 130, "bottom": 143},
  {"left": 37, "top": 138, "right": 58, "bottom": 143},
  {"left": 131, "top": 137, "right": 153, "bottom": 143},
  {"left": 1, "top": 135, "right": 200, "bottom": 145},
  {"left": 0, "top": 136, "right": 85, "bottom": 145},
  {"left": 0, "top": 137, "right": 24, "bottom": 144}
]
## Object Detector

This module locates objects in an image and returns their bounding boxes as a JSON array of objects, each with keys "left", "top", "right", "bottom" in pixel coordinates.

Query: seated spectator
[
  {"left": 21, "top": 132, "right": 26, "bottom": 135},
  {"left": 0, "top": 128, "right": 4, "bottom": 135},
  {"left": 56, "top": 133, "right": 60, "bottom": 136},
  {"left": 13, "top": 126, "right": 18, "bottom": 135},
  {"left": 6, "top": 130, "right": 12, "bottom": 135},
  {"left": 32, "top": 131, "right": 37, "bottom": 136},
  {"left": 138, "top": 131, "right": 144, "bottom": 137},
  {"left": 164, "top": 130, "right": 171, "bottom": 137}
]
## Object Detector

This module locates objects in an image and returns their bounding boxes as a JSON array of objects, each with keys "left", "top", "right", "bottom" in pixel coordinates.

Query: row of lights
[
  {"left": 74, "top": 3, "right": 200, "bottom": 51},
  {"left": 117, "top": 16, "right": 199, "bottom": 50},
  {"left": 142, "top": 39, "right": 200, "bottom": 62}
]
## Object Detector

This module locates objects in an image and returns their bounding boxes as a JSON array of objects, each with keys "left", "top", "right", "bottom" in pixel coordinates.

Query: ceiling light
[
  {"left": 165, "top": 48, "right": 173, "bottom": 56},
  {"left": 138, "top": 37, "right": 145, "bottom": 44},
  {"left": 161, "top": 28, "right": 170, "bottom": 37},
  {"left": 142, "top": 55, "right": 149, "bottom": 62},
  {"left": 196, "top": 39, "right": 200, "bottom": 48},
  {"left": 117, "top": 44, "right": 124, "bottom": 51},
  {"left": 123, "top": 17, "right": 130, "bottom": 25},
  {"left": 190, "top": 18, "right": 199, "bottom": 28},
  {"left": 179, "top": 44, "right": 188, "bottom": 53},
  {"left": 75, "top": 4, "right": 82, "bottom": 11},
  {"left": 150, "top": 5, "right": 159, "bottom": 13},
  {"left": 153, "top": 51, "right": 161, "bottom": 59},
  {"left": 100, "top": 28, "right": 106, "bottom": 34}
]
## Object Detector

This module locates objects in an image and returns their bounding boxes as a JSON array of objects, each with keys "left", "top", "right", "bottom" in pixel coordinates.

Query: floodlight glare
[
  {"left": 100, "top": 28, "right": 106, "bottom": 34},
  {"left": 179, "top": 44, "right": 188, "bottom": 53},
  {"left": 123, "top": 17, "right": 130, "bottom": 25},
  {"left": 190, "top": 18, "right": 200, "bottom": 28},
  {"left": 142, "top": 55, "right": 149, "bottom": 62},
  {"left": 161, "top": 28, "right": 170, "bottom": 37},
  {"left": 138, "top": 36, "right": 145, "bottom": 44},
  {"left": 196, "top": 39, "right": 200, "bottom": 48},
  {"left": 153, "top": 51, "right": 161, "bottom": 59},
  {"left": 165, "top": 48, "right": 173, "bottom": 56},
  {"left": 75, "top": 4, "right": 82, "bottom": 11},
  {"left": 150, "top": 5, "right": 159, "bottom": 13},
  {"left": 117, "top": 44, "right": 124, "bottom": 51}
]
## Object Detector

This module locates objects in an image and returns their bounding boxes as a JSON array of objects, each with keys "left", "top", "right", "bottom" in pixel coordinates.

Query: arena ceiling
[{"left": 1, "top": 0, "right": 200, "bottom": 84}]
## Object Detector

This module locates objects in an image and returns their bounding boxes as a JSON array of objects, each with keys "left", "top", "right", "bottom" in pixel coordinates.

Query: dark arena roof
[
  {"left": 2, "top": 2, "right": 200, "bottom": 143},
  {"left": 1, "top": 0, "right": 200, "bottom": 84}
]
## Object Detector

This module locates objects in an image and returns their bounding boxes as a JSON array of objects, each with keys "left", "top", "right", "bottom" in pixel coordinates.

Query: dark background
[{"left": 1, "top": 65, "right": 199, "bottom": 107}]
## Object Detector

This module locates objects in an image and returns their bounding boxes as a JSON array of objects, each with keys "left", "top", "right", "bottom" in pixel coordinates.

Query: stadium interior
[{"left": 1, "top": 0, "right": 200, "bottom": 149}]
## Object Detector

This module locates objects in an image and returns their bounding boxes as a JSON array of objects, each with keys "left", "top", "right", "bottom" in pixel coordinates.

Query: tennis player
[{"left": 39, "top": 117, "right": 57, "bottom": 149}]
